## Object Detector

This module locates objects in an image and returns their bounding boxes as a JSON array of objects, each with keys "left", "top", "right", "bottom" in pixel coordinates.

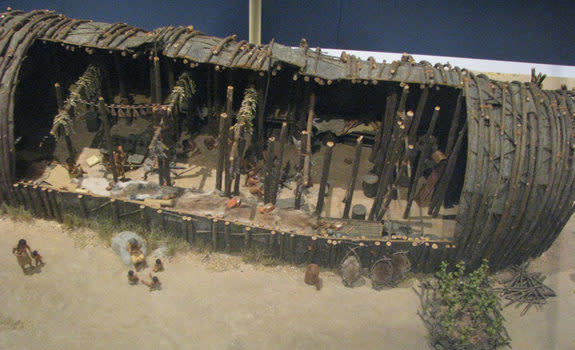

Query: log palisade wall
[{"left": 1, "top": 9, "right": 574, "bottom": 270}]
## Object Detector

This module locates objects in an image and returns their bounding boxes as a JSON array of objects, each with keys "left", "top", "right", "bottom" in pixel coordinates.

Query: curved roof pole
[{"left": 249, "top": 0, "right": 261, "bottom": 45}]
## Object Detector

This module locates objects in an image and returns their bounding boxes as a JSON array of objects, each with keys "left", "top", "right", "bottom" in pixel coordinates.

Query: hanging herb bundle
[
  {"left": 166, "top": 72, "right": 196, "bottom": 114},
  {"left": 234, "top": 87, "right": 257, "bottom": 136},
  {"left": 50, "top": 64, "right": 104, "bottom": 139}
]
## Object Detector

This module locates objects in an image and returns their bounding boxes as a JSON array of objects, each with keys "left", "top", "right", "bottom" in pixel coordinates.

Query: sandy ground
[{"left": 1, "top": 215, "right": 574, "bottom": 350}]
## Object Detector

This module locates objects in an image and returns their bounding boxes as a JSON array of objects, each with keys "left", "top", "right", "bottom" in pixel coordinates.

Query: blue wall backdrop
[{"left": 5, "top": 1, "right": 574, "bottom": 65}]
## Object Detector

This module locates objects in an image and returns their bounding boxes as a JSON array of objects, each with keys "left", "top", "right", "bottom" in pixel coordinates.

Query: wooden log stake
[
  {"left": 294, "top": 131, "right": 307, "bottom": 209},
  {"left": 225, "top": 155, "right": 234, "bottom": 197},
  {"left": 140, "top": 205, "right": 150, "bottom": 232},
  {"left": 445, "top": 90, "right": 463, "bottom": 155},
  {"left": 403, "top": 106, "right": 441, "bottom": 219},
  {"left": 279, "top": 232, "right": 285, "bottom": 260},
  {"left": 211, "top": 219, "right": 218, "bottom": 251},
  {"left": 408, "top": 85, "right": 429, "bottom": 145},
  {"left": 78, "top": 195, "right": 88, "bottom": 219},
  {"left": 271, "top": 122, "right": 288, "bottom": 204},
  {"left": 39, "top": 187, "right": 54, "bottom": 219},
  {"left": 303, "top": 93, "right": 316, "bottom": 187},
  {"left": 153, "top": 56, "right": 162, "bottom": 103},
  {"left": 215, "top": 113, "right": 228, "bottom": 191},
  {"left": 182, "top": 217, "right": 190, "bottom": 242},
  {"left": 33, "top": 186, "right": 47, "bottom": 218},
  {"left": 54, "top": 82, "right": 64, "bottom": 110},
  {"left": 244, "top": 226, "right": 252, "bottom": 249},
  {"left": 224, "top": 221, "right": 231, "bottom": 253},
  {"left": 343, "top": 136, "right": 363, "bottom": 218},
  {"left": 98, "top": 97, "right": 118, "bottom": 182},
  {"left": 264, "top": 137, "right": 276, "bottom": 203},
  {"left": 48, "top": 189, "right": 63, "bottom": 223},
  {"left": 373, "top": 92, "right": 398, "bottom": 173},
  {"left": 429, "top": 120, "right": 467, "bottom": 217},
  {"left": 315, "top": 141, "right": 334, "bottom": 216},
  {"left": 111, "top": 199, "right": 119, "bottom": 223}
]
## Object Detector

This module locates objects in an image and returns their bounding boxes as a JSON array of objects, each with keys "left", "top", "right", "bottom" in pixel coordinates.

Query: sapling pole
[
  {"left": 153, "top": 56, "right": 162, "bottom": 103},
  {"left": 54, "top": 82, "right": 64, "bottom": 110},
  {"left": 315, "top": 141, "right": 334, "bottom": 216},
  {"left": 215, "top": 113, "right": 228, "bottom": 191},
  {"left": 98, "top": 97, "right": 117, "bottom": 183},
  {"left": 264, "top": 137, "right": 276, "bottom": 203},
  {"left": 343, "top": 136, "right": 363, "bottom": 218},
  {"left": 294, "top": 131, "right": 307, "bottom": 209},
  {"left": 303, "top": 93, "right": 315, "bottom": 187},
  {"left": 271, "top": 122, "right": 288, "bottom": 204}
]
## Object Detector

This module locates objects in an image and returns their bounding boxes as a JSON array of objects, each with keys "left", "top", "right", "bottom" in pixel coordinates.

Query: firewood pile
[{"left": 495, "top": 263, "right": 556, "bottom": 317}]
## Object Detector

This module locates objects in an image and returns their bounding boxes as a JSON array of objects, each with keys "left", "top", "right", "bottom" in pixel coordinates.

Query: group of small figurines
[
  {"left": 126, "top": 257, "right": 163, "bottom": 291},
  {"left": 12, "top": 239, "right": 44, "bottom": 274}
]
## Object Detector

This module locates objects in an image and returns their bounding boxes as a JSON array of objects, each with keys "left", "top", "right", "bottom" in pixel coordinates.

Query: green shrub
[{"left": 419, "top": 260, "right": 510, "bottom": 349}]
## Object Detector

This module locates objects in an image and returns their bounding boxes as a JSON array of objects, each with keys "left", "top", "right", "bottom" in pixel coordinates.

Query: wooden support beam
[
  {"left": 315, "top": 141, "right": 334, "bottom": 216},
  {"left": 153, "top": 56, "right": 162, "bottom": 103},
  {"left": 54, "top": 82, "right": 64, "bottom": 110},
  {"left": 215, "top": 113, "right": 228, "bottom": 191},
  {"left": 342, "top": 136, "right": 363, "bottom": 218},
  {"left": 294, "top": 131, "right": 307, "bottom": 209},
  {"left": 98, "top": 97, "right": 117, "bottom": 182},
  {"left": 264, "top": 137, "right": 276, "bottom": 203},
  {"left": 271, "top": 122, "right": 288, "bottom": 204},
  {"left": 403, "top": 106, "right": 441, "bottom": 219},
  {"left": 303, "top": 93, "right": 316, "bottom": 187},
  {"left": 223, "top": 86, "right": 234, "bottom": 194}
]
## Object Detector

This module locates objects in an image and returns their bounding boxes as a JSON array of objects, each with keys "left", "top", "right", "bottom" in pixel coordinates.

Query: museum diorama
[{"left": 1, "top": 8, "right": 574, "bottom": 276}]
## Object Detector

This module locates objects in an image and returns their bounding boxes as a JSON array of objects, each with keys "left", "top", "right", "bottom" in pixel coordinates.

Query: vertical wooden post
[
  {"left": 315, "top": 141, "right": 334, "bottom": 216},
  {"left": 40, "top": 187, "right": 54, "bottom": 219},
  {"left": 342, "top": 136, "right": 363, "bottom": 218},
  {"left": 98, "top": 97, "right": 118, "bottom": 182},
  {"left": 32, "top": 186, "right": 47, "bottom": 218},
  {"left": 189, "top": 217, "right": 197, "bottom": 244},
  {"left": 268, "top": 230, "right": 275, "bottom": 251},
  {"left": 224, "top": 221, "right": 231, "bottom": 253},
  {"left": 153, "top": 56, "right": 162, "bottom": 103},
  {"left": 244, "top": 226, "right": 252, "bottom": 249},
  {"left": 303, "top": 93, "right": 315, "bottom": 187},
  {"left": 182, "top": 217, "right": 189, "bottom": 242},
  {"left": 212, "top": 219, "right": 218, "bottom": 251},
  {"left": 48, "top": 189, "right": 63, "bottom": 223},
  {"left": 158, "top": 209, "right": 166, "bottom": 233},
  {"left": 271, "top": 122, "right": 288, "bottom": 204},
  {"left": 111, "top": 199, "right": 119, "bottom": 223},
  {"left": 114, "top": 54, "right": 128, "bottom": 100},
  {"left": 223, "top": 86, "right": 234, "bottom": 194},
  {"left": 54, "top": 82, "right": 64, "bottom": 110},
  {"left": 225, "top": 155, "right": 234, "bottom": 197},
  {"left": 78, "top": 195, "right": 87, "bottom": 219},
  {"left": 294, "top": 131, "right": 308, "bottom": 209},
  {"left": 263, "top": 137, "right": 276, "bottom": 203},
  {"left": 233, "top": 125, "right": 246, "bottom": 195},
  {"left": 216, "top": 113, "right": 228, "bottom": 191},
  {"left": 289, "top": 233, "right": 296, "bottom": 263},
  {"left": 279, "top": 232, "right": 285, "bottom": 260}
]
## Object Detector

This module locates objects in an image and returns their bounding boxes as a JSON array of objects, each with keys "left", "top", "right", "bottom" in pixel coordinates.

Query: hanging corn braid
[{"left": 50, "top": 64, "right": 104, "bottom": 139}]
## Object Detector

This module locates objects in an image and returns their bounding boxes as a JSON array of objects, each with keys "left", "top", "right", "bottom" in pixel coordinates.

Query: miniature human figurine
[
  {"left": 65, "top": 158, "right": 85, "bottom": 181},
  {"left": 126, "top": 238, "right": 146, "bottom": 271},
  {"left": 12, "top": 239, "right": 33, "bottom": 273},
  {"left": 153, "top": 258, "right": 164, "bottom": 272},
  {"left": 127, "top": 270, "right": 139, "bottom": 285},
  {"left": 31, "top": 250, "right": 44, "bottom": 266},
  {"left": 246, "top": 173, "right": 264, "bottom": 196},
  {"left": 141, "top": 273, "right": 161, "bottom": 291},
  {"left": 113, "top": 145, "right": 126, "bottom": 179}
]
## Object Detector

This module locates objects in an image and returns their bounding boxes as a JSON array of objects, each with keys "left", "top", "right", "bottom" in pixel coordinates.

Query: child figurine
[
  {"left": 31, "top": 250, "right": 44, "bottom": 266},
  {"left": 141, "top": 273, "right": 161, "bottom": 291},
  {"left": 127, "top": 270, "right": 139, "bottom": 285},
  {"left": 153, "top": 258, "right": 164, "bottom": 272}
]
